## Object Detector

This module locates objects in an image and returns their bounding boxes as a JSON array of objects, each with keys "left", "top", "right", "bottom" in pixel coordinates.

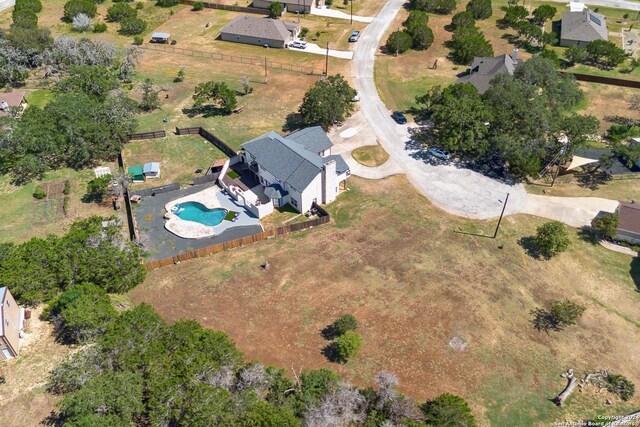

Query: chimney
[{"left": 511, "top": 47, "right": 519, "bottom": 62}]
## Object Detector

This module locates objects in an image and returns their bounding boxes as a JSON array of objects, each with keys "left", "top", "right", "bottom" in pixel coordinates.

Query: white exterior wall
[
  {"left": 322, "top": 160, "right": 338, "bottom": 204},
  {"left": 298, "top": 174, "right": 323, "bottom": 212}
]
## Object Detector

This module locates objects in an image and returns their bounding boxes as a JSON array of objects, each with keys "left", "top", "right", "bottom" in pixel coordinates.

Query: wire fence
[{"left": 142, "top": 44, "right": 326, "bottom": 76}]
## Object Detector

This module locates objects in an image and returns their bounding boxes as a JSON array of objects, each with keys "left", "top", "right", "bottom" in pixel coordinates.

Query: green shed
[{"left": 128, "top": 165, "right": 145, "bottom": 182}]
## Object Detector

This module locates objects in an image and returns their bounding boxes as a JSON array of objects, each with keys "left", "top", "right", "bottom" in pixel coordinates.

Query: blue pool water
[{"left": 172, "top": 202, "right": 228, "bottom": 227}]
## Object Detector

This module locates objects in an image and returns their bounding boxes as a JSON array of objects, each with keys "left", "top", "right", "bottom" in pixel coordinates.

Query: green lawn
[{"left": 25, "top": 90, "right": 54, "bottom": 108}]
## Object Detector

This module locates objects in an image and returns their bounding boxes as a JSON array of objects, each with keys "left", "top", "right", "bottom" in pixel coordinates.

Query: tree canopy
[
  {"left": 298, "top": 74, "right": 356, "bottom": 130},
  {"left": 449, "top": 24, "right": 493, "bottom": 64},
  {"left": 533, "top": 221, "right": 570, "bottom": 258},
  {"left": 192, "top": 81, "right": 238, "bottom": 114},
  {"left": 386, "top": 30, "right": 413, "bottom": 54},
  {"left": 466, "top": 0, "right": 492, "bottom": 20},
  {"left": 411, "top": 0, "right": 457, "bottom": 14}
]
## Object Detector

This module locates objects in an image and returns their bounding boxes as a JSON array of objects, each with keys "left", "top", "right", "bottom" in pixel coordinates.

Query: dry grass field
[
  {"left": 130, "top": 175, "right": 640, "bottom": 426},
  {"left": 352, "top": 143, "right": 390, "bottom": 166}
]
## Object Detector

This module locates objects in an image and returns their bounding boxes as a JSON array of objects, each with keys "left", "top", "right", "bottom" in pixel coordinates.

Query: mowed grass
[
  {"left": 526, "top": 177, "right": 640, "bottom": 201},
  {"left": 0, "top": 167, "right": 118, "bottom": 243},
  {"left": 129, "top": 175, "right": 640, "bottom": 426},
  {"left": 25, "top": 89, "right": 54, "bottom": 108},
  {"left": 122, "top": 134, "right": 228, "bottom": 189},
  {"left": 352, "top": 143, "right": 389, "bottom": 166}
]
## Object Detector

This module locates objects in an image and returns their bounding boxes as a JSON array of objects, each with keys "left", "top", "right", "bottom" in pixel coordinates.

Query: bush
[
  {"left": 549, "top": 299, "right": 585, "bottom": 327},
  {"left": 63, "top": 0, "right": 97, "bottom": 21},
  {"left": 119, "top": 16, "right": 147, "bottom": 35},
  {"left": 93, "top": 22, "right": 107, "bottom": 32},
  {"left": 14, "top": 0, "right": 43, "bottom": 13},
  {"left": 451, "top": 11, "right": 475, "bottom": 30},
  {"left": 107, "top": 2, "right": 137, "bottom": 21},
  {"left": 386, "top": 30, "right": 412, "bottom": 54},
  {"left": 300, "top": 27, "right": 309, "bottom": 38},
  {"left": 133, "top": 35, "right": 143, "bottom": 45},
  {"left": 533, "top": 221, "right": 570, "bottom": 258},
  {"left": 333, "top": 331, "right": 362, "bottom": 362},
  {"left": 136, "top": 1, "right": 144, "bottom": 9},
  {"left": 72, "top": 13, "right": 92, "bottom": 32},
  {"left": 411, "top": 0, "right": 456, "bottom": 14},
  {"left": 174, "top": 68, "right": 185, "bottom": 82},
  {"left": 192, "top": 1, "right": 204, "bottom": 10},
  {"left": 606, "top": 374, "right": 635, "bottom": 401},
  {"left": 268, "top": 1, "right": 284, "bottom": 18},
  {"left": 86, "top": 174, "right": 112, "bottom": 202},
  {"left": 11, "top": 8, "right": 38, "bottom": 28},
  {"left": 466, "top": 0, "right": 491, "bottom": 20},
  {"left": 156, "top": 0, "right": 179, "bottom": 6},
  {"left": 63, "top": 180, "right": 71, "bottom": 195},
  {"left": 539, "top": 48, "right": 560, "bottom": 68},
  {"left": 33, "top": 185, "right": 46, "bottom": 199},
  {"left": 63, "top": 196, "right": 69, "bottom": 215},
  {"left": 592, "top": 213, "right": 619, "bottom": 239},
  {"left": 330, "top": 314, "right": 358, "bottom": 336},
  {"left": 405, "top": 11, "right": 435, "bottom": 50},
  {"left": 422, "top": 393, "right": 477, "bottom": 426}
]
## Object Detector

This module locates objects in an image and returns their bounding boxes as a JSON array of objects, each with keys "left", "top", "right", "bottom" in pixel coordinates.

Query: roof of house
[
  {"left": 572, "top": 148, "right": 635, "bottom": 175},
  {"left": 261, "top": 0, "right": 315, "bottom": 6},
  {"left": 560, "top": 9, "right": 608, "bottom": 43},
  {"left": 0, "top": 91, "right": 26, "bottom": 116},
  {"left": 265, "top": 183, "right": 288, "bottom": 199},
  {"left": 0, "top": 287, "right": 6, "bottom": 337},
  {"left": 242, "top": 129, "right": 348, "bottom": 192},
  {"left": 618, "top": 202, "right": 640, "bottom": 235},
  {"left": 143, "top": 162, "right": 160, "bottom": 173},
  {"left": 220, "top": 16, "right": 299, "bottom": 42},
  {"left": 151, "top": 32, "right": 171, "bottom": 39},
  {"left": 286, "top": 126, "right": 334, "bottom": 153},
  {"left": 456, "top": 53, "right": 521, "bottom": 94}
]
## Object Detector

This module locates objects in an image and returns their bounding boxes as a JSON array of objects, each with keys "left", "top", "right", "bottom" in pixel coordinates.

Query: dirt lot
[
  {"left": 0, "top": 307, "right": 71, "bottom": 427},
  {"left": 130, "top": 175, "right": 640, "bottom": 426}
]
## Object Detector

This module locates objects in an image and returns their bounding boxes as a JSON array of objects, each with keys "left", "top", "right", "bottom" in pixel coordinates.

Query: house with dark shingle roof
[
  {"left": 560, "top": 9, "right": 608, "bottom": 47},
  {"left": 614, "top": 201, "right": 640, "bottom": 245},
  {"left": 219, "top": 15, "right": 300, "bottom": 48},
  {"left": 253, "top": 0, "right": 323, "bottom": 14},
  {"left": 240, "top": 126, "right": 349, "bottom": 213},
  {"left": 456, "top": 49, "right": 522, "bottom": 94}
]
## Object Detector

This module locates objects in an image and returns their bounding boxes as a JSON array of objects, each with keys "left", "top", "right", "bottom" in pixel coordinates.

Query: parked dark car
[
  {"left": 391, "top": 111, "right": 407, "bottom": 124},
  {"left": 349, "top": 31, "right": 361, "bottom": 42}
]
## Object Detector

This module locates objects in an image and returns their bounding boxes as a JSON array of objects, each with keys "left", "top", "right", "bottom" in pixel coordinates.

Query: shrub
[
  {"left": 300, "top": 27, "right": 309, "bottom": 38},
  {"left": 156, "top": 0, "right": 179, "bottom": 6},
  {"left": 330, "top": 314, "right": 358, "bottom": 336},
  {"left": 405, "top": 11, "right": 434, "bottom": 50},
  {"left": 539, "top": 48, "right": 560, "bottom": 68},
  {"left": 592, "top": 213, "right": 619, "bottom": 239},
  {"left": 451, "top": 10, "right": 475, "bottom": 30},
  {"left": 136, "top": 1, "right": 144, "bottom": 9},
  {"left": 422, "top": 394, "right": 477, "bottom": 426},
  {"left": 63, "top": 0, "right": 97, "bottom": 21},
  {"left": 623, "top": 13, "right": 629, "bottom": 19},
  {"left": 386, "top": 30, "right": 412, "bottom": 54},
  {"left": 63, "top": 180, "right": 71, "bottom": 195},
  {"left": 86, "top": 174, "right": 112, "bottom": 202},
  {"left": 411, "top": 0, "right": 456, "bottom": 14},
  {"left": 63, "top": 196, "right": 69, "bottom": 215},
  {"left": 268, "top": 1, "right": 284, "bottom": 18},
  {"left": 606, "top": 374, "right": 635, "bottom": 401},
  {"left": 133, "top": 35, "right": 143, "bottom": 45},
  {"left": 33, "top": 185, "right": 46, "bottom": 199},
  {"left": 549, "top": 299, "right": 586, "bottom": 327},
  {"left": 93, "top": 22, "right": 107, "bottom": 32},
  {"left": 333, "top": 331, "right": 362, "bottom": 362},
  {"left": 533, "top": 221, "right": 570, "bottom": 258},
  {"left": 11, "top": 8, "right": 38, "bottom": 28},
  {"left": 119, "top": 16, "right": 147, "bottom": 35},
  {"left": 107, "top": 2, "right": 137, "bottom": 22},
  {"left": 14, "top": 0, "right": 43, "bottom": 13},
  {"left": 174, "top": 67, "right": 185, "bottom": 82},
  {"left": 192, "top": 1, "right": 204, "bottom": 10},
  {"left": 72, "top": 13, "right": 92, "bottom": 32}
]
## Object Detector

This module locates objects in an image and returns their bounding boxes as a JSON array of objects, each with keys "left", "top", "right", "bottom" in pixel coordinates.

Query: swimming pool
[{"left": 171, "top": 202, "right": 228, "bottom": 227}]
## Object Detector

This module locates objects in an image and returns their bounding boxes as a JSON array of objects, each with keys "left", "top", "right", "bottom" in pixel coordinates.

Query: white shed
[{"left": 143, "top": 162, "right": 161, "bottom": 179}]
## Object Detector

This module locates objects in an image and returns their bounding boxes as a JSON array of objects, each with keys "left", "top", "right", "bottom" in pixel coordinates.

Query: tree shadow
[
  {"left": 518, "top": 236, "right": 542, "bottom": 259},
  {"left": 321, "top": 324, "right": 339, "bottom": 340},
  {"left": 531, "top": 308, "right": 561, "bottom": 333},
  {"left": 42, "top": 410, "right": 64, "bottom": 426},
  {"left": 182, "top": 105, "right": 230, "bottom": 118},
  {"left": 576, "top": 171, "right": 611, "bottom": 190},
  {"left": 321, "top": 342, "right": 340, "bottom": 363},
  {"left": 576, "top": 226, "right": 598, "bottom": 245},
  {"left": 604, "top": 115, "right": 636, "bottom": 126},
  {"left": 282, "top": 112, "right": 305, "bottom": 133},
  {"left": 81, "top": 192, "right": 103, "bottom": 204},
  {"left": 630, "top": 257, "right": 640, "bottom": 293}
]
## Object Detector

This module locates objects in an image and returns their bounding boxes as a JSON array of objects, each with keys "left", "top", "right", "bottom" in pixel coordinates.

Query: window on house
[
  {"left": 6, "top": 300, "right": 9, "bottom": 307},
  {"left": 291, "top": 198, "right": 298, "bottom": 207}
]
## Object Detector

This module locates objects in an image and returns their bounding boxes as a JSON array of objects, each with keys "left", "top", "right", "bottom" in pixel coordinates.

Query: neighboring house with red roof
[
  {"left": 614, "top": 202, "right": 640, "bottom": 245},
  {"left": 0, "top": 91, "right": 27, "bottom": 117},
  {"left": 0, "top": 287, "right": 24, "bottom": 360}
]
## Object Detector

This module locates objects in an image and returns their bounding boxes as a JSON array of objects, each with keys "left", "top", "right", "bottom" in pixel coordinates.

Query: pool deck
[
  {"left": 164, "top": 187, "right": 261, "bottom": 239},
  {"left": 132, "top": 183, "right": 264, "bottom": 261}
]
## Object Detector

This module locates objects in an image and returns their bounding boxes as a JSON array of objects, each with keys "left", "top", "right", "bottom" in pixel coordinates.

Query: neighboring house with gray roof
[
  {"left": 252, "top": 0, "right": 323, "bottom": 14},
  {"left": 219, "top": 15, "right": 300, "bottom": 48},
  {"left": 560, "top": 9, "right": 608, "bottom": 47},
  {"left": 240, "top": 127, "right": 349, "bottom": 213},
  {"left": 456, "top": 48, "right": 522, "bottom": 94},
  {"left": 0, "top": 287, "right": 24, "bottom": 361}
]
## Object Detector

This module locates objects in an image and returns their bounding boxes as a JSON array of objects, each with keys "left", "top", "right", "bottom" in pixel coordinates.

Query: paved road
[
  {"left": 348, "top": 0, "right": 620, "bottom": 225},
  {"left": 546, "top": 0, "right": 640, "bottom": 11},
  {"left": 289, "top": 42, "right": 353, "bottom": 59},
  {"left": 351, "top": 0, "right": 528, "bottom": 219}
]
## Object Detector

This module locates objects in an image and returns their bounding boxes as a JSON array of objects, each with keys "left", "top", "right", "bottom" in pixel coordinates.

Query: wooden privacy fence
[
  {"left": 179, "top": 0, "right": 269, "bottom": 14},
  {"left": 562, "top": 72, "right": 640, "bottom": 89},
  {"left": 128, "top": 130, "right": 166, "bottom": 141},
  {"left": 145, "top": 214, "right": 330, "bottom": 269},
  {"left": 176, "top": 126, "right": 238, "bottom": 157},
  {"left": 142, "top": 44, "right": 325, "bottom": 76}
]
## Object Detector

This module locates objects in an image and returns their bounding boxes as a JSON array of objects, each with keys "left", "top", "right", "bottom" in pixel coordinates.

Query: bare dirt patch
[{"left": 130, "top": 175, "right": 640, "bottom": 426}]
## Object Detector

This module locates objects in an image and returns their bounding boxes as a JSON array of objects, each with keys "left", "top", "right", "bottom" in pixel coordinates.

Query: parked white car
[{"left": 290, "top": 41, "right": 307, "bottom": 49}]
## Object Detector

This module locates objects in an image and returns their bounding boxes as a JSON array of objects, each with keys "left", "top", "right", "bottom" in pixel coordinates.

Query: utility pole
[
  {"left": 264, "top": 57, "right": 268, "bottom": 84},
  {"left": 325, "top": 42, "right": 329, "bottom": 76},
  {"left": 350, "top": 0, "right": 353, "bottom": 25},
  {"left": 493, "top": 193, "right": 510, "bottom": 239}
]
